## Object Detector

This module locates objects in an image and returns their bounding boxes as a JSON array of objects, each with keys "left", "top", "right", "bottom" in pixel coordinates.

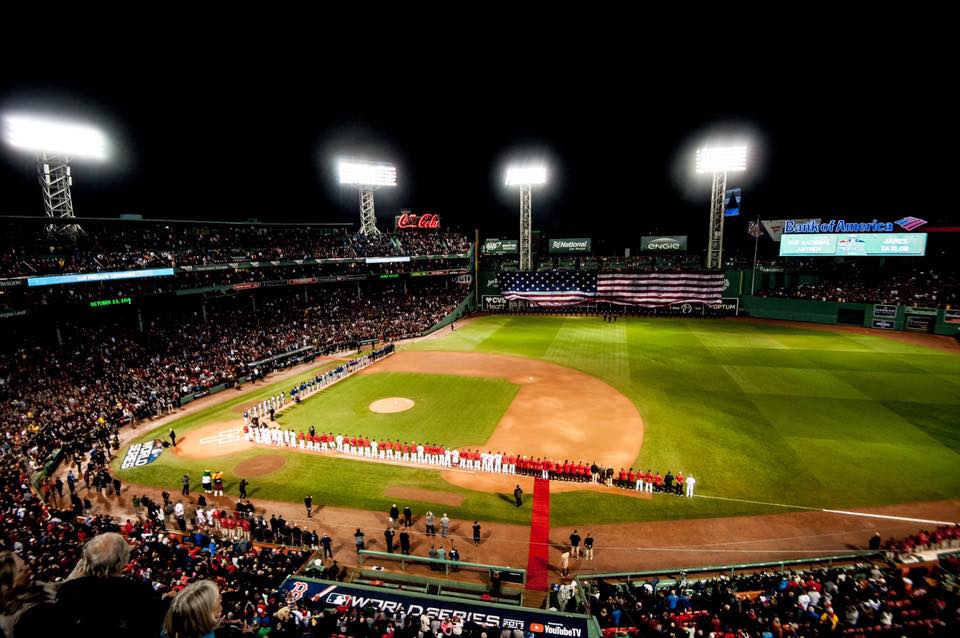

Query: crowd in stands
[
  {"left": 4, "top": 258, "right": 469, "bottom": 309},
  {"left": 882, "top": 525, "right": 960, "bottom": 561},
  {"left": 588, "top": 560, "right": 959, "bottom": 637},
  {"left": 1, "top": 281, "right": 466, "bottom": 475},
  {"left": 759, "top": 269, "right": 959, "bottom": 308},
  {"left": 0, "top": 452, "right": 313, "bottom": 636},
  {"left": 756, "top": 266, "right": 960, "bottom": 309},
  {"left": 0, "top": 219, "right": 470, "bottom": 277}
]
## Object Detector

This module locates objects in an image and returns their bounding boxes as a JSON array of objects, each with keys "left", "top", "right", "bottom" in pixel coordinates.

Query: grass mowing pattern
[
  {"left": 118, "top": 317, "right": 960, "bottom": 526},
  {"left": 411, "top": 316, "right": 960, "bottom": 518}
]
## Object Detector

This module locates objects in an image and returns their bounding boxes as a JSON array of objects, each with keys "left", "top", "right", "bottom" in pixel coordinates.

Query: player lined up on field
[{"left": 245, "top": 424, "right": 696, "bottom": 497}]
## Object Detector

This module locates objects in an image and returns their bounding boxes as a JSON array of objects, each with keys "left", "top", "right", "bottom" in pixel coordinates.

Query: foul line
[
  {"left": 821, "top": 509, "right": 958, "bottom": 527},
  {"left": 696, "top": 494, "right": 957, "bottom": 527}
]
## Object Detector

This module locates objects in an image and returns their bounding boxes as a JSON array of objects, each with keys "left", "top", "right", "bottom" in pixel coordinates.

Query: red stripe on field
[{"left": 526, "top": 478, "right": 551, "bottom": 591}]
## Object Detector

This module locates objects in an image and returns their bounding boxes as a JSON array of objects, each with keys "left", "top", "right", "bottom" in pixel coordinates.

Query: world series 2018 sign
[
  {"left": 281, "top": 578, "right": 590, "bottom": 637},
  {"left": 120, "top": 440, "right": 165, "bottom": 470}
]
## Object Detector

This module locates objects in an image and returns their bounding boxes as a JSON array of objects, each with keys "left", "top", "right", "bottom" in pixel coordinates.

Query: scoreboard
[{"left": 780, "top": 233, "right": 927, "bottom": 257}]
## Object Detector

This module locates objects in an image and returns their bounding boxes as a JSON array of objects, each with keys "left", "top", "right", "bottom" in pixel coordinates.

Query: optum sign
[
  {"left": 641, "top": 235, "right": 687, "bottom": 253},
  {"left": 549, "top": 238, "right": 591, "bottom": 253}
]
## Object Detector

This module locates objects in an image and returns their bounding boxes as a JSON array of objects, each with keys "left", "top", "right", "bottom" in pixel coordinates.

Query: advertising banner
[
  {"left": 710, "top": 298, "right": 740, "bottom": 315},
  {"left": 872, "top": 319, "right": 896, "bottom": 330},
  {"left": 395, "top": 212, "right": 441, "bottom": 229},
  {"left": 482, "top": 239, "right": 519, "bottom": 255},
  {"left": 478, "top": 271, "right": 501, "bottom": 297},
  {"left": 120, "top": 441, "right": 165, "bottom": 470},
  {"left": 905, "top": 315, "right": 934, "bottom": 332},
  {"left": 945, "top": 309, "right": 960, "bottom": 324},
  {"left": 761, "top": 219, "right": 821, "bottom": 242},
  {"left": 724, "top": 188, "right": 741, "bottom": 217},
  {"left": 280, "top": 578, "right": 591, "bottom": 637},
  {"left": 902, "top": 306, "right": 938, "bottom": 316},
  {"left": 482, "top": 295, "right": 507, "bottom": 311},
  {"left": 779, "top": 233, "right": 927, "bottom": 257},
  {"left": 548, "top": 238, "right": 591, "bottom": 254},
  {"left": 366, "top": 257, "right": 412, "bottom": 264},
  {"left": 669, "top": 302, "right": 704, "bottom": 315},
  {"left": 28, "top": 267, "right": 175, "bottom": 288},
  {"left": 640, "top": 236, "right": 688, "bottom": 253},
  {"left": 872, "top": 304, "right": 898, "bottom": 319},
  {"left": 452, "top": 274, "right": 473, "bottom": 285}
]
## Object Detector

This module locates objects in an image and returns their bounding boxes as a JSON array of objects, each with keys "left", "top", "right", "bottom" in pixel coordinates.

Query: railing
[
  {"left": 580, "top": 551, "right": 884, "bottom": 584},
  {"left": 357, "top": 549, "right": 526, "bottom": 586}
]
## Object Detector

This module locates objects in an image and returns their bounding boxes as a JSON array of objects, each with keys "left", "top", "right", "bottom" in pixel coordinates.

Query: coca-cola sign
[{"left": 395, "top": 212, "right": 441, "bottom": 229}]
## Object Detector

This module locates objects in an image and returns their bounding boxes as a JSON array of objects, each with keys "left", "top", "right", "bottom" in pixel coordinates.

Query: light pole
[
  {"left": 505, "top": 164, "right": 547, "bottom": 272},
  {"left": 2, "top": 113, "right": 108, "bottom": 235},
  {"left": 337, "top": 159, "right": 397, "bottom": 235},
  {"left": 695, "top": 145, "right": 747, "bottom": 269}
]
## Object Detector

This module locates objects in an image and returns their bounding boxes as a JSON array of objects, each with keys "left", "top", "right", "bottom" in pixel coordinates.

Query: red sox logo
[{"left": 289, "top": 581, "right": 309, "bottom": 600}]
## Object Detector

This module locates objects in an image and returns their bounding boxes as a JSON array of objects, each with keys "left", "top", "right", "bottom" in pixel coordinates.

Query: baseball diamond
[
  {"left": 4, "top": 64, "right": 960, "bottom": 638},
  {"left": 117, "top": 315, "right": 960, "bottom": 528}
]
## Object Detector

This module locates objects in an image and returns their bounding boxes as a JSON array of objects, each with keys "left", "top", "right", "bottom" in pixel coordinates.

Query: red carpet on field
[{"left": 525, "top": 478, "right": 551, "bottom": 591}]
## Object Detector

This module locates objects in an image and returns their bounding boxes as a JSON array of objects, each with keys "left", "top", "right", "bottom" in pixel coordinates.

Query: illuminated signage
[
  {"left": 548, "top": 238, "right": 591, "bottom": 253},
  {"left": 28, "top": 267, "right": 175, "bottom": 287},
  {"left": 784, "top": 218, "right": 927, "bottom": 234},
  {"left": 280, "top": 579, "right": 589, "bottom": 636},
  {"left": 641, "top": 235, "right": 687, "bottom": 252},
  {"left": 395, "top": 212, "right": 441, "bottom": 229},
  {"left": 482, "top": 239, "right": 519, "bottom": 255},
  {"left": 89, "top": 297, "right": 132, "bottom": 308},
  {"left": 779, "top": 233, "right": 927, "bottom": 257},
  {"left": 365, "top": 257, "right": 411, "bottom": 264}
]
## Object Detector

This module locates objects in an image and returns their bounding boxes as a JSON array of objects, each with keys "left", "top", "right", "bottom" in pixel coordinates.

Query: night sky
[{"left": 1, "top": 43, "right": 953, "bottom": 257}]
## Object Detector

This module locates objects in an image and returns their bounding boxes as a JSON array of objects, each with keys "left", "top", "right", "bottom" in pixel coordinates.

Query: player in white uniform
[{"left": 685, "top": 475, "right": 696, "bottom": 497}]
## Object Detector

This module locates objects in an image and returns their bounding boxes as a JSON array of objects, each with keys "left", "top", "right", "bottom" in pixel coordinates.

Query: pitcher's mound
[
  {"left": 369, "top": 397, "right": 415, "bottom": 413},
  {"left": 235, "top": 454, "right": 286, "bottom": 477}
]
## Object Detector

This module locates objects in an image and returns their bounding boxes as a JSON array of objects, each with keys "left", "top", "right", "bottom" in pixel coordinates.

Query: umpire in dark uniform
[{"left": 513, "top": 485, "right": 523, "bottom": 507}]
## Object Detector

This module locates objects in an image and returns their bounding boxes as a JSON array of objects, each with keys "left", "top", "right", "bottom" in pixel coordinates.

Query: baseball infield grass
[{"left": 118, "top": 316, "right": 960, "bottom": 526}]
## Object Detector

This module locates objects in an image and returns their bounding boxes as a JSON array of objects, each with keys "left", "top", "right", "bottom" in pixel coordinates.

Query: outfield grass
[{"left": 118, "top": 317, "right": 960, "bottom": 526}]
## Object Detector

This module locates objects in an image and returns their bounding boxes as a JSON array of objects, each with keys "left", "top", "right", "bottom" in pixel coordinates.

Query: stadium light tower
[
  {"left": 696, "top": 145, "right": 747, "bottom": 269},
  {"left": 505, "top": 164, "right": 548, "bottom": 271},
  {"left": 2, "top": 113, "right": 108, "bottom": 236},
  {"left": 338, "top": 159, "right": 397, "bottom": 235}
]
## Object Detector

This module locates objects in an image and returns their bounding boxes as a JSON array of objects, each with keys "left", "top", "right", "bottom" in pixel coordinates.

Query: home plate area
[{"left": 199, "top": 428, "right": 242, "bottom": 445}]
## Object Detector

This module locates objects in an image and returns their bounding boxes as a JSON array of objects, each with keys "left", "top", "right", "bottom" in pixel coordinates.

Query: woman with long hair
[{"left": 163, "top": 580, "right": 221, "bottom": 638}]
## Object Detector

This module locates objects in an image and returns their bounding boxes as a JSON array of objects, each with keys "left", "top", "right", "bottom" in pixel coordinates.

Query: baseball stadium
[{"left": 1, "top": 74, "right": 958, "bottom": 638}]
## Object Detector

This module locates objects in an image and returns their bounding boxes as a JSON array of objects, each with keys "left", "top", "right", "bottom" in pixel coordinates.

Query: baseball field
[{"left": 117, "top": 315, "right": 960, "bottom": 528}]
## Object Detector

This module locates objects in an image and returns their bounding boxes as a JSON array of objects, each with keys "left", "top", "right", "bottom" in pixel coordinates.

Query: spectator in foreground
[
  {"left": 163, "top": 580, "right": 222, "bottom": 638},
  {"left": 0, "top": 551, "right": 55, "bottom": 637},
  {"left": 54, "top": 532, "right": 165, "bottom": 637}
]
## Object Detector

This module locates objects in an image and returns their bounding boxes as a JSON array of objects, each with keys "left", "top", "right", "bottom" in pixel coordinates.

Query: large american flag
[{"left": 499, "top": 271, "right": 725, "bottom": 307}]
